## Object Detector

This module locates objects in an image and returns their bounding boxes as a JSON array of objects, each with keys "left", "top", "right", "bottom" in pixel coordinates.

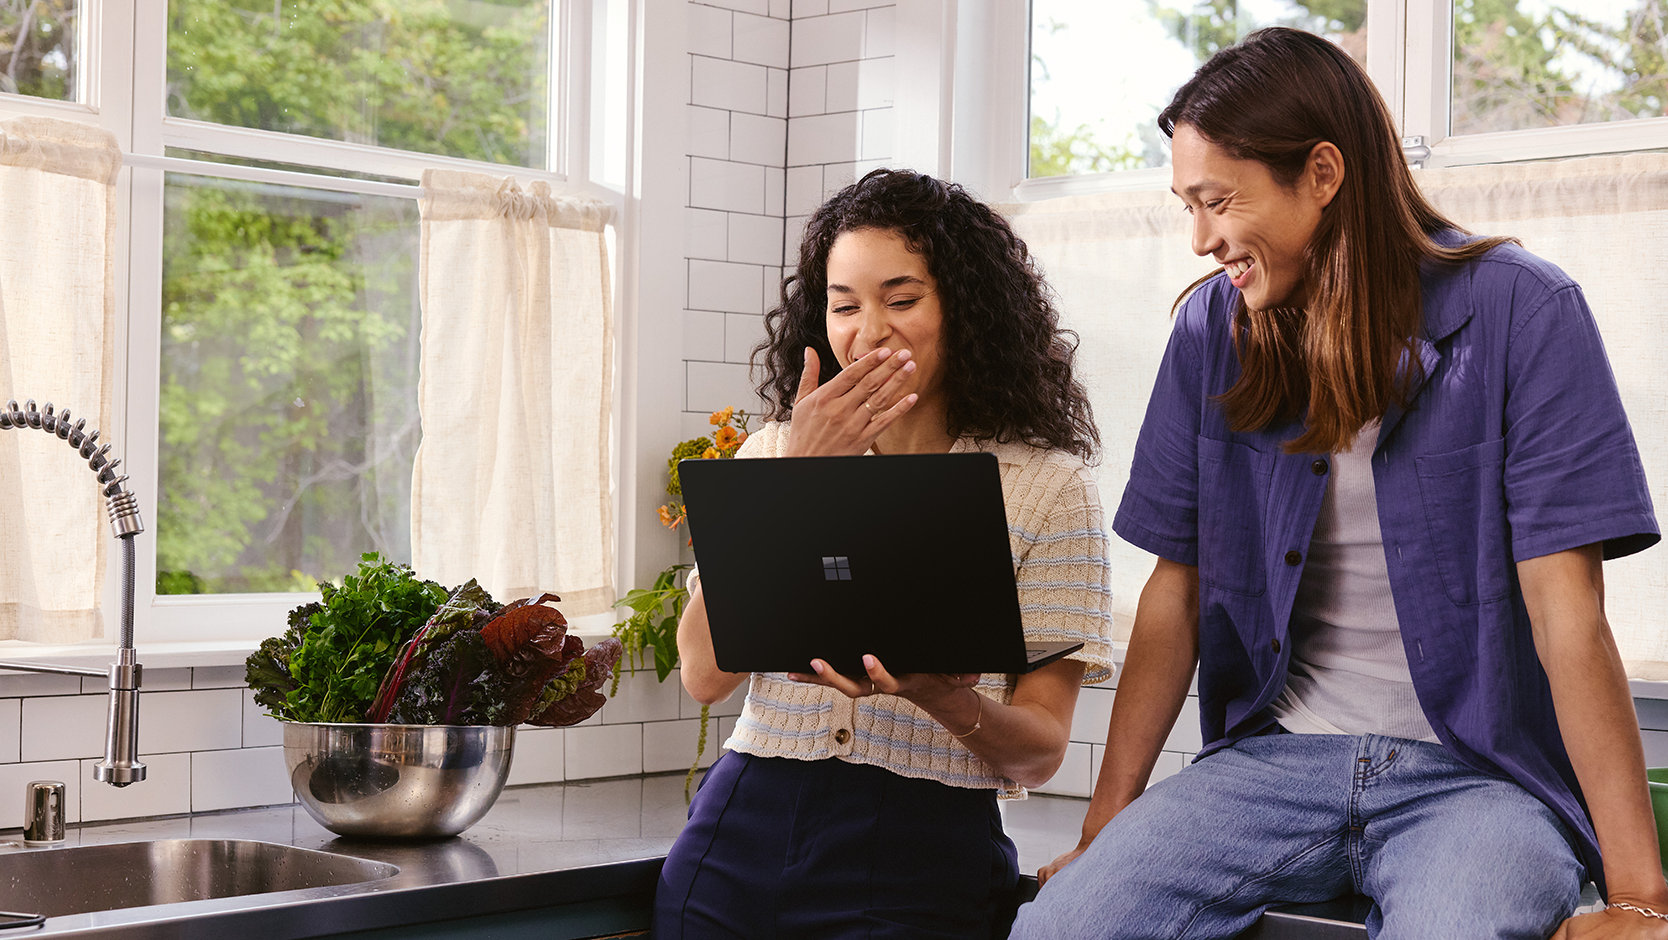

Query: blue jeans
[{"left": 1010, "top": 733, "right": 1585, "bottom": 939}]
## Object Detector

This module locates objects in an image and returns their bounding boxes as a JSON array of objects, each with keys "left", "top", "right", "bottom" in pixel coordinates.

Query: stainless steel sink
[{"left": 0, "top": 839, "right": 398, "bottom": 917}]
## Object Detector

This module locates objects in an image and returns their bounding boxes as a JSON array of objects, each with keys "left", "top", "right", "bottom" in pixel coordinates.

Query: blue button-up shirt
[{"left": 1113, "top": 234, "right": 1658, "bottom": 884}]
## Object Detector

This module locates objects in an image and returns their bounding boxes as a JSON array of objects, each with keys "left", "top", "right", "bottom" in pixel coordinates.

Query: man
[{"left": 1012, "top": 27, "right": 1664, "bottom": 940}]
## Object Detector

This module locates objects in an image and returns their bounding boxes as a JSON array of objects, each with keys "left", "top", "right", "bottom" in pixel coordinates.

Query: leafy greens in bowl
[{"left": 246, "top": 553, "right": 622, "bottom": 728}]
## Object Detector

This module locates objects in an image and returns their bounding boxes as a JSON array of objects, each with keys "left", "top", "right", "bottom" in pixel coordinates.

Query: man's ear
[{"left": 1307, "top": 141, "right": 1345, "bottom": 208}]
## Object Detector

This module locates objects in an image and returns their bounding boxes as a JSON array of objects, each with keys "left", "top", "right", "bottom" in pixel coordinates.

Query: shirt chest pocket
[
  {"left": 1414, "top": 438, "right": 1512, "bottom": 606},
  {"left": 1197, "top": 437, "right": 1274, "bottom": 597}
]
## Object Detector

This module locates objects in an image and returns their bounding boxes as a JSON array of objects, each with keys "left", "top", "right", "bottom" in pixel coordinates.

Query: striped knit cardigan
[{"left": 696, "top": 421, "right": 1116, "bottom": 797}]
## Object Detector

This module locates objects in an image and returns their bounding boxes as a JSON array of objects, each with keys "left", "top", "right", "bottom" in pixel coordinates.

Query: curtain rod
[{"left": 121, "top": 152, "right": 423, "bottom": 200}]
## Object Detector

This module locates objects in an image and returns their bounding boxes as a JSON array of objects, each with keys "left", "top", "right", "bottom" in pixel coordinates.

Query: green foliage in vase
[{"left": 612, "top": 408, "right": 750, "bottom": 797}]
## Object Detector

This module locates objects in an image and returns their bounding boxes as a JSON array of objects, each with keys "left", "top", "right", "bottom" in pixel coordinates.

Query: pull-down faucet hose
[{"left": 0, "top": 399, "right": 147, "bottom": 786}]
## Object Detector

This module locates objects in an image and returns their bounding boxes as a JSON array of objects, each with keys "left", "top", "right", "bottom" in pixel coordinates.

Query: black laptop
[{"left": 678, "top": 452, "right": 1083, "bottom": 676}]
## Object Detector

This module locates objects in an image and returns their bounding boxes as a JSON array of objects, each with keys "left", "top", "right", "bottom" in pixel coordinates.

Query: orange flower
[
  {"left": 714, "top": 425, "right": 738, "bottom": 451},
  {"left": 657, "top": 505, "right": 675, "bottom": 527},
  {"left": 710, "top": 407, "right": 734, "bottom": 427},
  {"left": 702, "top": 447, "right": 719, "bottom": 460}
]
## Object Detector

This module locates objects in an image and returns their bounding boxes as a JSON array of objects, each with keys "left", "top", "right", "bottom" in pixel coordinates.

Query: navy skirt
[{"left": 653, "top": 751, "right": 1021, "bottom": 939}]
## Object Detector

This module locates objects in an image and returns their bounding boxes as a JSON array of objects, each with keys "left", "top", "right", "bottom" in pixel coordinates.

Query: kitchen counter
[
  {"left": 8, "top": 770, "right": 1578, "bottom": 939},
  {"left": 0, "top": 774, "right": 693, "bottom": 938}
]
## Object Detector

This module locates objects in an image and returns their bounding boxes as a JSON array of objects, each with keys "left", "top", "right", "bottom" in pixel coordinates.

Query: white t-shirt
[{"left": 1269, "top": 421, "right": 1438, "bottom": 742}]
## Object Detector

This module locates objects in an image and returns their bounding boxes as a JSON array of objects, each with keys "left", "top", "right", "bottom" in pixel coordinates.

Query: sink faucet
[{"left": 0, "top": 399, "right": 146, "bottom": 787}]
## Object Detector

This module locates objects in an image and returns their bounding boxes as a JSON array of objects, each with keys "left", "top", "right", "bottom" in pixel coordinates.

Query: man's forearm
[{"left": 1081, "top": 559, "right": 1200, "bottom": 843}]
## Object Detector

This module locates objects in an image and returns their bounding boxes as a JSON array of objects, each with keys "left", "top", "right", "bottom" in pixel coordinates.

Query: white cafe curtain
[
  {"left": 0, "top": 116, "right": 122, "bottom": 643},
  {"left": 411, "top": 169, "right": 616, "bottom": 614},
  {"left": 1007, "top": 153, "right": 1668, "bottom": 678}
]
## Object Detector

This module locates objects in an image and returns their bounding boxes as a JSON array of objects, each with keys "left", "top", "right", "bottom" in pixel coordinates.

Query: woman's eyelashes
[{"left": 828, "top": 296, "right": 922, "bottom": 316}]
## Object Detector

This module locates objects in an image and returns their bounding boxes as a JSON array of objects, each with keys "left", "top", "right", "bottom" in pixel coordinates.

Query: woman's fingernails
[
  {"left": 863, "top": 654, "right": 877, "bottom": 669},
  {"left": 902, "top": 361, "right": 916, "bottom": 373},
  {"left": 895, "top": 349, "right": 911, "bottom": 362},
  {"left": 874, "top": 347, "right": 892, "bottom": 360},
  {"left": 811, "top": 660, "right": 825, "bottom": 675}
]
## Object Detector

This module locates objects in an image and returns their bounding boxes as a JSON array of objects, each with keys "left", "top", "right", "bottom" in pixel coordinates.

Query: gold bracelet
[
  {"left": 951, "top": 688, "right": 984, "bottom": 739},
  {"left": 1611, "top": 901, "right": 1668, "bottom": 923}
]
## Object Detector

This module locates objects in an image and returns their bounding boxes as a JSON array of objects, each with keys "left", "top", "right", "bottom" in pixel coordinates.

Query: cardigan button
[
  {"left": 1272, "top": 638, "right": 1282, "bottom": 653},
  {"left": 1311, "top": 459, "right": 1329, "bottom": 475},
  {"left": 1284, "top": 550, "right": 1302, "bottom": 566},
  {"left": 834, "top": 728, "right": 851, "bottom": 745}
]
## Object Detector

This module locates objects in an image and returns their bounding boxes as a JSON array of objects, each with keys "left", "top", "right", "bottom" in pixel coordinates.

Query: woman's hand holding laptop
[{"left": 790, "top": 651, "right": 980, "bottom": 705}]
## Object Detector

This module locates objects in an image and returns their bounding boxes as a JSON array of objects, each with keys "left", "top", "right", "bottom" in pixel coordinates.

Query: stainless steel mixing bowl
[{"left": 282, "top": 722, "right": 515, "bottom": 839}]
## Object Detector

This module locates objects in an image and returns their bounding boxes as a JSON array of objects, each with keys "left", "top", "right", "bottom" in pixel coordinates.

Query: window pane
[
  {"left": 157, "top": 175, "right": 420, "bottom": 594},
  {"left": 0, "top": 0, "right": 79, "bottom": 101},
  {"left": 1452, "top": 0, "right": 1668, "bottom": 134},
  {"left": 1029, "top": 0, "right": 1366, "bottom": 177},
  {"left": 167, "top": 0, "right": 552, "bottom": 168}
]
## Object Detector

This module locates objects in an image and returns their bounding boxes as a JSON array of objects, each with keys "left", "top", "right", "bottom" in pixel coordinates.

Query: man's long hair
[{"left": 1160, "top": 28, "right": 1510, "bottom": 454}]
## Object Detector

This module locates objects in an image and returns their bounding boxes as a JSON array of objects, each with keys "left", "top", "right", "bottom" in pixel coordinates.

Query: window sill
[
  {"left": 0, "top": 639, "right": 259, "bottom": 671},
  {"left": 0, "top": 614, "right": 618, "bottom": 673}
]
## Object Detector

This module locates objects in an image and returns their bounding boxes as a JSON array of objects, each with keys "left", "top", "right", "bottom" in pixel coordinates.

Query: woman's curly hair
[{"left": 753, "top": 168, "right": 1099, "bottom": 460}]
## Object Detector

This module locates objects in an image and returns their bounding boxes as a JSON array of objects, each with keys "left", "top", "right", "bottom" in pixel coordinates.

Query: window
[
  {"left": 1028, "top": 0, "right": 1366, "bottom": 178},
  {"left": 166, "top": 1, "right": 554, "bottom": 167},
  {"left": 156, "top": 175, "right": 421, "bottom": 595},
  {"left": 0, "top": 0, "right": 629, "bottom": 642},
  {"left": 0, "top": 0, "right": 80, "bottom": 102},
  {"left": 1017, "top": 0, "right": 1668, "bottom": 192},
  {"left": 1450, "top": 0, "right": 1668, "bottom": 135}
]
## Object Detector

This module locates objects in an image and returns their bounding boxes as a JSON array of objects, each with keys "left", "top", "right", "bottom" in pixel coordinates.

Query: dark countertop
[
  {"left": 0, "top": 772, "right": 1448, "bottom": 939},
  {"left": 0, "top": 774, "right": 692, "bottom": 938}
]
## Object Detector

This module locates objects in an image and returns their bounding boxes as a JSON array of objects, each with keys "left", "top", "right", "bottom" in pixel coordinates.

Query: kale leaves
[{"left": 246, "top": 555, "right": 621, "bottom": 728}]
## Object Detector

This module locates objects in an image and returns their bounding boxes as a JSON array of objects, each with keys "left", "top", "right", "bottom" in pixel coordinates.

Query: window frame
[
  {"left": 0, "top": 0, "right": 636, "bottom": 649},
  {"left": 987, "top": 0, "right": 1668, "bottom": 200}
]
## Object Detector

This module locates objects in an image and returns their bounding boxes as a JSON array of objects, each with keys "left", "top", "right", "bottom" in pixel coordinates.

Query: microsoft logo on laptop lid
[{"left": 822, "top": 556, "right": 852, "bottom": 581}]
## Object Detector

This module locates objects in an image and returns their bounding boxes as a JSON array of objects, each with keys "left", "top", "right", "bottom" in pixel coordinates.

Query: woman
[
  {"left": 653, "top": 168, "right": 1117, "bottom": 938},
  {"left": 1014, "top": 28, "right": 1663, "bottom": 940}
]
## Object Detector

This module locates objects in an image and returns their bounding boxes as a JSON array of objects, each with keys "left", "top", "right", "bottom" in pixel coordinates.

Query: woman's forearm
[
  {"left": 913, "top": 659, "right": 1084, "bottom": 789},
  {"left": 676, "top": 583, "right": 749, "bottom": 705}
]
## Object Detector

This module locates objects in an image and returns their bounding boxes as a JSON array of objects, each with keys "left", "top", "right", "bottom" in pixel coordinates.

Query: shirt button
[
  {"left": 834, "top": 728, "right": 851, "bottom": 745},
  {"left": 1285, "top": 550, "right": 1302, "bottom": 566},
  {"left": 1311, "top": 459, "right": 1328, "bottom": 475},
  {"left": 1272, "top": 639, "right": 1282, "bottom": 653}
]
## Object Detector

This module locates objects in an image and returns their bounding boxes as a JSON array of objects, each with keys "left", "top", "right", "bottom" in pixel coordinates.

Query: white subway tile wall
[
  {"left": 0, "top": 760, "right": 83, "bottom": 828},
  {"left": 190, "top": 746, "right": 290, "bottom": 813},
  {"left": 643, "top": 718, "right": 718, "bottom": 774},
  {"left": 506, "top": 727, "right": 566, "bottom": 786},
  {"left": 21, "top": 694, "right": 106, "bottom": 761},
  {"left": 681, "top": 0, "right": 894, "bottom": 423},
  {"left": 687, "top": 360, "right": 759, "bottom": 415},
  {"left": 0, "top": 663, "right": 728, "bottom": 831},
  {"left": 241, "top": 694, "right": 284, "bottom": 748},
  {"left": 1033, "top": 681, "right": 1204, "bottom": 799},
  {"left": 81, "top": 753, "right": 192, "bottom": 822},
  {"left": 0, "top": 699, "right": 19, "bottom": 764},
  {"left": 565, "top": 723, "right": 645, "bottom": 780}
]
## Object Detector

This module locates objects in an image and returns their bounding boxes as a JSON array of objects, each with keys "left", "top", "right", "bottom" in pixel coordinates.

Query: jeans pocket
[
  {"left": 1415, "top": 438, "right": 1511, "bottom": 606},
  {"left": 1197, "top": 436, "right": 1274, "bottom": 597}
]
